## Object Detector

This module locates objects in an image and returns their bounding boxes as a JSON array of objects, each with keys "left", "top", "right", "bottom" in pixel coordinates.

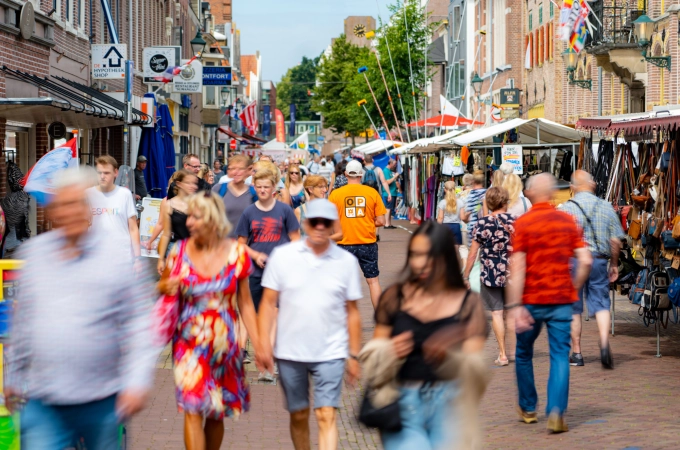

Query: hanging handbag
[
  {"left": 359, "top": 391, "right": 403, "bottom": 432},
  {"left": 661, "top": 141, "right": 671, "bottom": 172},
  {"left": 661, "top": 231, "right": 680, "bottom": 250},
  {"left": 672, "top": 215, "right": 680, "bottom": 240},
  {"left": 628, "top": 219, "right": 642, "bottom": 240},
  {"left": 151, "top": 240, "right": 186, "bottom": 346}
]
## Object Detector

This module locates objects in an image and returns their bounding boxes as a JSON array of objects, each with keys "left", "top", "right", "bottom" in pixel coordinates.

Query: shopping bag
[
  {"left": 469, "top": 261, "right": 481, "bottom": 293},
  {"left": 151, "top": 241, "right": 186, "bottom": 346}
]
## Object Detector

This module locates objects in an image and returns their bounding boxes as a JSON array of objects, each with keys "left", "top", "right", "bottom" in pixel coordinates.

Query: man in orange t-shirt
[
  {"left": 329, "top": 160, "right": 386, "bottom": 308},
  {"left": 506, "top": 173, "right": 592, "bottom": 433}
]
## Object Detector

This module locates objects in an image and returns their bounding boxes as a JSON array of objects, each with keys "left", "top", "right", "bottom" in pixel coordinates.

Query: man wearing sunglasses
[
  {"left": 257, "top": 199, "right": 362, "bottom": 450},
  {"left": 168, "top": 154, "right": 211, "bottom": 199}
]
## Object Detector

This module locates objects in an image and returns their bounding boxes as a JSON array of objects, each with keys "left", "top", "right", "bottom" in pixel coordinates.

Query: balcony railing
[{"left": 586, "top": 0, "right": 644, "bottom": 49}]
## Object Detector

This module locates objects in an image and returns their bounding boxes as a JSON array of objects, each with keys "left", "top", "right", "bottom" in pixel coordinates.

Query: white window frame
[{"left": 493, "top": 0, "right": 506, "bottom": 68}]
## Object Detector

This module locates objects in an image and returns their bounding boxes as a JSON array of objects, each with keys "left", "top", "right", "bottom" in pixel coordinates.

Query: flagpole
[
  {"left": 358, "top": 66, "right": 391, "bottom": 139},
  {"left": 403, "top": 1, "right": 421, "bottom": 140},
  {"left": 370, "top": 47, "right": 404, "bottom": 142},
  {"left": 375, "top": 0, "right": 412, "bottom": 143},
  {"left": 358, "top": 99, "right": 388, "bottom": 153}
]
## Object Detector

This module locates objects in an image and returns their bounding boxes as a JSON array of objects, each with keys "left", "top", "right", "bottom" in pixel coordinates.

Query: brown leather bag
[
  {"left": 629, "top": 219, "right": 642, "bottom": 240},
  {"left": 672, "top": 215, "right": 680, "bottom": 240}
]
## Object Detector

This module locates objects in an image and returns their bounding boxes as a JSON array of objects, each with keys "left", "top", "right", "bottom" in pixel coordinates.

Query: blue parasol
[
  {"left": 138, "top": 93, "right": 167, "bottom": 198},
  {"left": 158, "top": 103, "right": 176, "bottom": 183}
]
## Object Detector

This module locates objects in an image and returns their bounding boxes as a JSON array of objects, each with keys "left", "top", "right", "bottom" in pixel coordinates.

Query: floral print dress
[
  {"left": 473, "top": 213, "right": 516, "bottom": 287},
  {"left": 169, "top": 239, "right": 253, "bottom": 420}
]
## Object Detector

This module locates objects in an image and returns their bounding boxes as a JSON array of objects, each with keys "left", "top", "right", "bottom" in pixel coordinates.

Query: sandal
[{"left": 494, "top": 357, "right": 509, "bottom": 366}]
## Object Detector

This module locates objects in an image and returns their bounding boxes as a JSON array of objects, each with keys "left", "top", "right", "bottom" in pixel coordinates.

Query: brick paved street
[{"left": 130, "top": 221, "right": 680, "bottom": 449}]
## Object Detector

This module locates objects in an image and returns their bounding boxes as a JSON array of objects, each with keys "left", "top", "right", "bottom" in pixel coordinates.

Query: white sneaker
[
  {"left": 258, "top": 371, "right": 275, "bottom": 382},
  {"left": 274, "top": 363, "right": 279, "bottom": 375}
]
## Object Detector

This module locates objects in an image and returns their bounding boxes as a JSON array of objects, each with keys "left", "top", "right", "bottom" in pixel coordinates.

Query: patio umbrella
[
  {"left": 138, "top": 93, "right": 167, "bottom": 198},
  {"left": 407, "top": 114, "right": 484, "bottom": 127},
  {"left": 158, "top": 103, "right": 176, "bottom": 183}
]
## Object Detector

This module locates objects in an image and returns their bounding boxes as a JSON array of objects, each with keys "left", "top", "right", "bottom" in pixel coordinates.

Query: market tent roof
[
  {"left": 353, "top": 139, "right": 401, "bottom": 155},
  {"left": 576, "top": 110, "right": 680, "bottom": 135},
  {"left": 407, "top": 114, "right": 483, "bottom": 128},
  {"left": 390, "top": 129, "right": 468, "bottom": 154},
  {"left": 451, "top": 118, "right": 581, "bottom": 146},
  {"left": 262, "top": 139, "right": 288, "bottom": 150}
]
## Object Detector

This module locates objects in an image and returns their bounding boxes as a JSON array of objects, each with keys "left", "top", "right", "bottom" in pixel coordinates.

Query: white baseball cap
[
  {"left": 346, "top": 160, "right": 365, "bottom": 176},
  {"left": 305, "top": 199, "right": 339, "bottom": 220}
]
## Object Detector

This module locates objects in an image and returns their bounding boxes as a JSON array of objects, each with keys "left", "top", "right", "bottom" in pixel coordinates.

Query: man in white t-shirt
[
  {"left": 87, "top": 155, "right": 141, "bottom": 265},
  {"left": 256, "top": 199, "right": 362, "bottom": 450}
]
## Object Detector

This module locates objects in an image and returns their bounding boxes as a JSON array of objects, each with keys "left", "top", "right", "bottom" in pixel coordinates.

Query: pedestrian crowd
[{"left": 4, "top": 145, "right": 621, "bottom": 449}]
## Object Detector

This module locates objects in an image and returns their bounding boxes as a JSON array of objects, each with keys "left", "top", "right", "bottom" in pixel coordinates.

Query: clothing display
[{"left": 2, "top": 161, "right": 30, "bottom": 255}]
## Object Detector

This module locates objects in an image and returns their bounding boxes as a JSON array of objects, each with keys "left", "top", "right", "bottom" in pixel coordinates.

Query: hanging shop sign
[
  {"left": 500, "top": 89, "right": 520, "bottom": 108},
  {"left": 202, "top": 66, "right": 232, "bottom": 86},
  {"left": 47, "top": 122, "right": 67, "bottom": 139},
  {"left": 92, "top": 44, "right": 127, "bottom": 79},
  {"left": 143, "top": 46, "right": 181, "bottom": 84},
  {"left": 173, "top": 59, "right": 203, "bottom": 93},
  {"left": 501, "top": 109, "right": 520, "bottom": 119},
  {"left": 501, "top": 145, "right": 523, "bottom": 174}
]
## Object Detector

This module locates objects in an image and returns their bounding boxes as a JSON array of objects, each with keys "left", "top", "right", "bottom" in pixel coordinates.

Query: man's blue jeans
[
  {"left": 21, "top": 395, "right": 119, "bottom": 450},
  {"left": 515, "top": 304, "right": 572, "bottom": 416}
]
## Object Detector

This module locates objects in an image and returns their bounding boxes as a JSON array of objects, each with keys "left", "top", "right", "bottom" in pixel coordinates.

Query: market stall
[{"left": 577, "top": 109, "right": 680, "bottom": 356}]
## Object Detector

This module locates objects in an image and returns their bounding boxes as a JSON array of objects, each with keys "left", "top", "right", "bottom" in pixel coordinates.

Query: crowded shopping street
[
  {"left": 123, "top": 222, "right": 680, "bottom": 450},
  {"left": 5, "top": 0, "right": 680, "bottom": 448}
]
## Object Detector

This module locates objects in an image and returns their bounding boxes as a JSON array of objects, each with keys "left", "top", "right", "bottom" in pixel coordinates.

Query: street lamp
[
  {"left": 470, "top": 72, "right": 483, "bottom": 97},
  {"left": 633, "top": 14, "right": 671, "bottom": 70},
  {"left": 561, "top": 47, "right": 592, "bottom": 90},
  {"left": 190, "top": 30, "right": 207, "bottom": 56},
  {"left": 220, "top": 86, "right": 229, "bottom": 104}
]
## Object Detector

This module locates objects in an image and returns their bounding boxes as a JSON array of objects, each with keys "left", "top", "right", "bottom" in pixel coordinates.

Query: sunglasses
[
  {"left": 309, "top": 218, "right": 333, "bottom": 228},
  {"left": 290, "top": 172, "right": 300, "bottom": 175}
]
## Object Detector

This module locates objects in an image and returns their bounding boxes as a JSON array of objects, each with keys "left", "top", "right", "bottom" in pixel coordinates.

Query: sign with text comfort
[{"left": 202, "top": 66, "right": 232, "bottom": 86}]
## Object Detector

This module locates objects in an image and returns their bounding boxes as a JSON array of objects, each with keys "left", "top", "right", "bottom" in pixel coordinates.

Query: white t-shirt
[
  {"left": 262, "top": 239, "right": 363, "bottom": 362},
  {"left": 437, "top": 199, "right": 464, "bottom": 223},
  {"left": 87, "top": 186, "right": 137, "bottom": 259}
]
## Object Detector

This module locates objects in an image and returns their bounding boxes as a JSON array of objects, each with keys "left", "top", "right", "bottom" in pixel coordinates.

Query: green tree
[
  {"left": 277, "top": 56, "right": 319, "bottom": 121},
  {"left": 313, "top": 35, "right": 372, "bottom": 146},
  {"left": 344, "top": 1, "right": 438, "bottom": 141}
]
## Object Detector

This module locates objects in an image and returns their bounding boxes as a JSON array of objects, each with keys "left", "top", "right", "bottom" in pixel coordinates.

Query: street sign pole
[{"left": 123, "top": 60, "right": 132, "bottom": 166}]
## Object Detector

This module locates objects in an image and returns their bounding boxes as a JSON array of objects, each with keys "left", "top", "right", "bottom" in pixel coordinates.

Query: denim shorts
[
  {"left": 339, "top": 243, "right": 379, "bottom": 279},
  {"left": 573, "top": 257, "right": 610, "bottom": 316},
  {"left": 277, "top": 358, "right": 346, "bottom": 412},
  {"left": 381, "top": 381, "right": 459, "bottom": 450}
]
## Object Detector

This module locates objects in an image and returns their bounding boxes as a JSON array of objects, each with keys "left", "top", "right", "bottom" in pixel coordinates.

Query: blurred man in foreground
[{"left": 6, "top": 167, "right": 157, "bottom": 450}]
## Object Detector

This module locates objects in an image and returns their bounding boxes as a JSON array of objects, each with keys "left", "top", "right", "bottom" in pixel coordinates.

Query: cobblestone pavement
[{"left": 130, "top": 221, "right": 680, "bottom": 449}]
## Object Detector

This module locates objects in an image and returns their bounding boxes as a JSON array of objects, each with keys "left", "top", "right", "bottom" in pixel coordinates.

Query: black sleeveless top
[
  {"left": 376, "top": 287, "right": 476, "bottom": 382},
  {"left": 170, "top": 209, "right": 190, "bottom": 242}
]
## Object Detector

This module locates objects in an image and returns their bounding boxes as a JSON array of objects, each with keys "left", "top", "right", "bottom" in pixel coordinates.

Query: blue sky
[{"left": 233, "top": 0, "right": 390, "bottom": 83}]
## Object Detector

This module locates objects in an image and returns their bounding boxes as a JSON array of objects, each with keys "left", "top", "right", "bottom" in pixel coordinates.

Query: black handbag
[{"left": 358, "top": 391, "right": 402, "bottom": 432}]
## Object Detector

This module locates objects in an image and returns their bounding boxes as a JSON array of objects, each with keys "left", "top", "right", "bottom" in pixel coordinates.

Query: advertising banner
[
  {"left": 501, "top": 145, "right": 523, "bottom": 174},
  {"left": 139, "top": 198, "right": 163, "bottom": 258}
]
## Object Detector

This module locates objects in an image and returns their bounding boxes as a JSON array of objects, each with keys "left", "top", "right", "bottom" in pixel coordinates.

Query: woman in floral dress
[
  {"left": 158, "top": 192, "right": 261, "bottom": 450},
  {"left": 463, "top": 186, "right": 516, "bottom": 366}
]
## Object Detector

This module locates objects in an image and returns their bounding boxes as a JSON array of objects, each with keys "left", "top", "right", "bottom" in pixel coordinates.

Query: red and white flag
[{"left": 239, "top": 101, "right": 259, "bottom": 135}]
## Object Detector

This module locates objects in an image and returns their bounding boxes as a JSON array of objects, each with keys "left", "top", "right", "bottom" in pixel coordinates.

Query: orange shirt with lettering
[{"left": 329, "top": 183, "right": 387, "bottom": 245}]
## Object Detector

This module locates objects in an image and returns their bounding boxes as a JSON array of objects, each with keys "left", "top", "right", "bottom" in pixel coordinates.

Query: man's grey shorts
[
  {"left": 277, "top": 358, "right": 346, "bottom": 412},
  {"left": 573, "top": 257, "right": 610, "bottom": 316}
]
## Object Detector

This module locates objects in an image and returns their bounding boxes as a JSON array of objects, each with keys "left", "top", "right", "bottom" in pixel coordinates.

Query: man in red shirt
[{"left": 506, "top": 173, "right": 592, "bottom": 433}]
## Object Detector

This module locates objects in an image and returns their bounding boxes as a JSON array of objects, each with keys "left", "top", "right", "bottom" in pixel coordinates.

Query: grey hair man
[
  {"left": 6, "top": 167, "right": 156, "bottom": 449},
  {"left": 560, "top": 170, "right": 625, "bottom": 369}
]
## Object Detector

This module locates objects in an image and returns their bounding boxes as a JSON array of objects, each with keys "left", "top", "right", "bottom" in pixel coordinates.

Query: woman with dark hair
[
  {"left": 463, "top": 186, "right": 516, "bottom": 366},
  {"left": 369, "top": 221, "right": 487, "bottom": 449},
  {"left": 330, "top": 160, "right": 348, "bottom": 193}
]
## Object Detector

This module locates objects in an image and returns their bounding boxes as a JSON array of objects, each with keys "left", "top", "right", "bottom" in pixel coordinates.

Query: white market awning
[
  {"left": 451, "top": 118, "right": 581, "bottom": 147},
  {"left": 353, "top": 139, "right": 401, "bottom": 155},
  {"left": 390, "top": 129, "right": 468, "bottom": 154}
]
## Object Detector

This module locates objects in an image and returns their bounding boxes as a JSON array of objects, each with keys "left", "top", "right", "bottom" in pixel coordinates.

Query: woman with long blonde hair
[
  {"left": 437, "top": 180, "right": 464, "bottom": 248},
  {"left": 503, "top": 173, "right": 531, "bottom": 216},
  {"left": 158, "top": 192, "right": 261, "bottom": 450}
]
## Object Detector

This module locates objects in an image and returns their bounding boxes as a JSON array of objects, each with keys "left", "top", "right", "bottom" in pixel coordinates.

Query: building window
[
  {"left": 204, "top": 61, "right": 217, "bottom": 106},
  {"left": 78, "top": 0, "right": 85, "bottom": 29},
  {"left": 453, "top": 5, "right": 461, "bottom": 40},
  {"left": 539, "top": 4, "right": 543, "bottom": 25},
  {"left": 544, "top": 26, "right": 549, "bottom": 62},
  {"left": 179, "top": 108, "right": 189, "bottom": 132},
  {"left": 529, "top": 11, "right": 533, "bottom": 31},
  {"left": 550, "top": 2, "right": 554, "bottom": 18},
  {"left": 65, "top": 0, "right": 71, "bottom": 22},
  {"left": 449, "top": 62, "right": 465, "bottom": 98}
]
